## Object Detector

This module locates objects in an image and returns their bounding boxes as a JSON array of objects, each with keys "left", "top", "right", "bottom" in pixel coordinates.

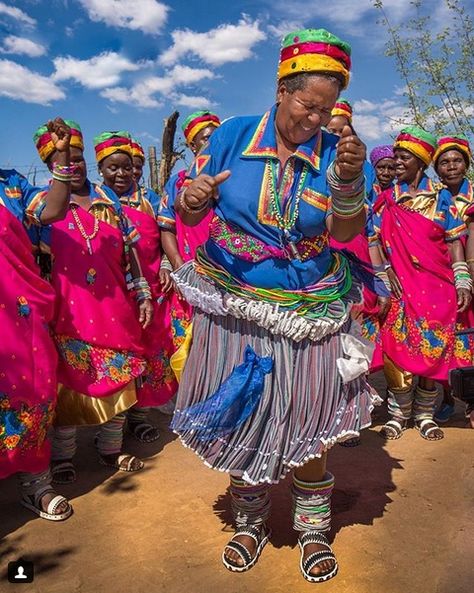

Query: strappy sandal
[
  {"left": 98, "top": 453, "right": 145, "bottom": 472},
  {"left": 298, "top": 531, "right": 338, "bottom": 583},
  {"left": 222, "top": 524, "right": 271, "bottom": 573},
  {"left": 379, "top": 419, "right": 407, "bottom": 440},
  {"left": 21, "top": 484, "right": 73, "bottom": 522},
  {"left": 415, "top": 419, "right": 444, "bottom": 441},
  {"left": 51, "top": 460, "right": 76, "bottom": 484},
  {"left": 127, "top": 421, "right": 160, "bottom": 443}
]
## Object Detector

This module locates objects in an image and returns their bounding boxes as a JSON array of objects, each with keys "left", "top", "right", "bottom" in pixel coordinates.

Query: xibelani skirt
[{"left": 171, "top": 253, "right": 379, "bottom": 486}]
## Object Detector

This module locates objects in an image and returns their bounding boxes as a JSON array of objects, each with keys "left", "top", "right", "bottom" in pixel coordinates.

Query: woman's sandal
[
  {"left": 222, "top": 524, "right": 271, "bottom": 573},
  {"left": 51, "top": 460, "right": 76, "bottom": 485},
  {"left": 127, "top": 421, "right": 160, "bottom": 443},
  {"left": 21, "top": 484, "right": 73, "bottom": 522},
  {"left": 379, "top": 419, "right": 407, "bottom": 440},
  {"left": 298, "top": 531, "right": 338, "bottom": 583},
  {"left": 415, "top": 419, "right": 444, "bottom": 441},
  {"left": 98, "top": 453, "right": 145, "bottom": 472}
]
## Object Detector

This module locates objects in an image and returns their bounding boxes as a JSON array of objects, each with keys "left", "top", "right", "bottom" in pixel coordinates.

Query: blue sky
[{"left": 0, "top": 0, "right": 451, "bottom": 185}]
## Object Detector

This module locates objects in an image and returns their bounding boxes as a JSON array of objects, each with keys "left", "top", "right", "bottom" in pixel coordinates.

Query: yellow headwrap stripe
[
  {"left": 394, "top": 140, "right": 432, "bottom": 166},
  {"left": 278, "top": 54, "right": 350, "bottom": 89},
  {"left": 186, "top": 120, "right": 218, "bottom": 144}
]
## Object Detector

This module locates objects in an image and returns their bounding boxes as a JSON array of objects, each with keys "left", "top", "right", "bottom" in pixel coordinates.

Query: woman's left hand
[
  {"left": 335, "top": 125, "right": 366, "bottom": 181},
  {"left": 48, "top": 117, "right": 71, "bottom": 153},
  {"left": 457, "top": 288, "right": 472, "bottom": 313},
  {"left": 139, "top": 299, "right": 154, "bottom": 328}
]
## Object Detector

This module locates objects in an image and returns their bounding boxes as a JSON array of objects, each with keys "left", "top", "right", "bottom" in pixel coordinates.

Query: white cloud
[
  {"left": 0, "top": 59, "right": 65, "bottom": 104},
  {"left": 78, "top": 0, "right": 168, "bottom": 34},
  {"left": 52, "top": 51, "right": 142, "bottom": 89},
  {"left": 0, "top": 2, "right": 36, "bottom": 27},
  {"left": 352, "top": 97, "right": 408, "bottom": 141},
  {"left": 270, "top": 0, "right": 420, "bottom": 27},
  {"left": 101, "top": 65, "right": 215, "bottom": 109},
  {"left": 160, "top": 16, "right": 266, "bottom": 66},
  {"left": 0, "top": 35, "right": 46, "bottom": 57},
  {"left": 174, "top": 94, "right": 215, "bottom": 109}
]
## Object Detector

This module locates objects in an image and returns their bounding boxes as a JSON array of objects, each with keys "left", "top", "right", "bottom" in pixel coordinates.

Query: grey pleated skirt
[{"left": 172, "top": 274, "right": 376, "bottom": 485}]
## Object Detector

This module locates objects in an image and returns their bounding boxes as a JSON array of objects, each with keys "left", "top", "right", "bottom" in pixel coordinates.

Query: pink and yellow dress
[
  {"left": 40, "top": 181, "right": 146, "bottom": 425},
  {"left": 106, "top": 182, "right": 177, "bottom": 406},
  {"left": 0, "top": 169, "right": 57, "bottom": 478},
  {"left": 373, "top": 176, "right": 473, "bottom": 380}
]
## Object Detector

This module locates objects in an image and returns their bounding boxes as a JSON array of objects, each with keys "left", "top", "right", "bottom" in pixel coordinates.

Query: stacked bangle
[
  {"left": 51, "top": 162, "right": 75, "bottom": 183},
  {"left": 179, "top": 189, "right": 209, "bottom": 214},
  {"left": 452, "top": 261, "right": 473, "bottom": 291},
  {"left": 375, "top": 270, "right": 392, "bottom": 292},
  {"left": 327, "top": 162, "right": 365, "bottom": 219},
  {"left": 132, "top": 276, "right": 152, "bottom": 302}
]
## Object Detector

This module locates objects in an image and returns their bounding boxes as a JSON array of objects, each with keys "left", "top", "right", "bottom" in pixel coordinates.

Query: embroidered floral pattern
[
  {"left": 17, "top": 296, "right": 30, "bottom": 317},
  {"left": 0, "top": 393, "right": 54, "bottom": 454},
  {"left": 141, "top": 349, "right": 176, "bottom": 391},
  {"left": 385, "top": 300, "right": 473, "bottom": 363},
  {"left": 209, "top": 217, "right": 329, "bottom": 263},
  {"left": 170, "top": 307, "right": 191, "bottom": 351},
  {"left": 55, "top": 335, "right": 145, "bottom": 385}
]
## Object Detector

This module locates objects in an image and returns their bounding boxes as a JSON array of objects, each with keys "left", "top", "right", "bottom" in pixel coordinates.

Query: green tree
[{"left": 373, "top": 0, "right": 474, "bottom": 138}]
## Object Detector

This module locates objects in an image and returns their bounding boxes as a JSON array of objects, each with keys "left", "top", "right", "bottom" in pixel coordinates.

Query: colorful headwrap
[
  {"left": 182, "top": 111, "right": 221, "bottom": 144},
  {"left": 131, "top": 137, "right": 145, "bottom": 161},
  {"left": 33, "top": 119, "right": 84, "bottom": 162},
  {"left": 434, "top": 134, "right": 471, "bottom": 168},
  {"left": 393, "top": 126, "right": 437, "bottom": 166},
  {"left": 94, "top": 131, "right": 133, "bottom": 163},
  {"left": 331, "top": 99, "right": 352, "bottom": 122},
  {"left": 278, "top": 28, "right": 351, "bottom": 89},
  {"left": 370, "top": 145, "right": 395, "bottom": 167}
]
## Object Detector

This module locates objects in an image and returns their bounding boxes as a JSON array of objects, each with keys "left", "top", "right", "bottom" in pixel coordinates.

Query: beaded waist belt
[{"left": 209, "top": 216, "right": 329, "bottom": 263}]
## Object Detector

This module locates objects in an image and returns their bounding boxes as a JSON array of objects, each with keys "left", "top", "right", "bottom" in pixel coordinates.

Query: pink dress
[
  {"left": 118, "top": 184, "right": 177, "bottom": 407},
  {"left": 0, "top": 204, "right": 57, "bottom": 478},
  {"left": 44, "top": 183, "right": 146, "bottom": 425}
]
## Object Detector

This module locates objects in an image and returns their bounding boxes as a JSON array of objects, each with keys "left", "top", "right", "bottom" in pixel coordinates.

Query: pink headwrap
[{"left": 370, "top": 145, "right": 394, "bottom": 167}]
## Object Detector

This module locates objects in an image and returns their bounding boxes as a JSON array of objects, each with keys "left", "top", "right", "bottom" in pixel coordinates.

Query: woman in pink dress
[
  {"left": 158, "top": 111, "right": 220, "bottom": 354},
  {"left": 34, "top": 124, "right": 153, "bottom": 482},
  {"left": 97, "top": 135, "right": 177, "bottom": 442},
  {"left": 1, "top": 118, "right": 73, "bottom": 520},
  {"left": 374, "top": 127, "right": 472, "bottom": 441}
]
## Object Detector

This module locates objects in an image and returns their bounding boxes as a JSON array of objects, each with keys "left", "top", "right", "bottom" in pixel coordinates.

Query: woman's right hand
[
  {"left": 183, "top": 170, "right": 231, "bottom": 210},
  {"left": 386, "top": 267, "right": 402, "bottom": 299}
]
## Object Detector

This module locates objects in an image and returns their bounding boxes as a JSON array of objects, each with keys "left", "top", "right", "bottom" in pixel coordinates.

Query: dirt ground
[{"left": 1, "top": 373, "right": 473, "bottom": 593}]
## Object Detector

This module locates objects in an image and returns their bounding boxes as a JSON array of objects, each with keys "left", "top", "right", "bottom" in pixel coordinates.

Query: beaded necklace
[
  {"left": 266, "top": 158, "right": 308, "bottom": 259},
  {"left": 70, "top": 204, "right": 100, "bottom": 254}
]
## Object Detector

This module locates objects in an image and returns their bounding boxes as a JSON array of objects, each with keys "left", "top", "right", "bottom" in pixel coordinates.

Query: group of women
[{"left": 1, "top": 24, "right": 473, "bottom": 585}]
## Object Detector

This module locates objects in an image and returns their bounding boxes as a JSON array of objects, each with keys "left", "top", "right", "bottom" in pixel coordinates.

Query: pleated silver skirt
[{"left": 173, "top": 307, "right": 375, "bottom": 485}]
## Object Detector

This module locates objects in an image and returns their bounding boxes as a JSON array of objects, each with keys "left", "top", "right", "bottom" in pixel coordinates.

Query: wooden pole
[
  {"left": 148, "top": 146, "right": 158, "bottom": 192},
  {"left": 157, "top": 110, "right": 184, "bottom": 194}
]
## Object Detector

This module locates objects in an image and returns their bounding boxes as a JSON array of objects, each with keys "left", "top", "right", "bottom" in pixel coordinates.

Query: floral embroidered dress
[
  {"left": 373, "top": 176, "right": 473, "bottom": 379},
  {"left": 104, "top": 182, "right": 177, "bottom": 406},
  {"left": 0, "top": 169, "right": 57, "bottom": 478},
  {"left": 40, "top": 181, "right": 146, "bottom": 425}
]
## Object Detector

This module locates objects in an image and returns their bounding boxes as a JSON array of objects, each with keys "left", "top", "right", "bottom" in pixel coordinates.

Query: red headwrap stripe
[
  {"left": 183, "top": 114, "right": 220, "bottom": 140},
  {"left": 280, "top": 42, "right": 351, "bottom": 70},
  {"left": 438, "top": 136, "right": 470, "bottom": 149},
  {"left": 94, "top": 137, "right": 131, "bottom": 154},
  {"left": 396, "top": 133, "right": 436, "bottom": 156}
]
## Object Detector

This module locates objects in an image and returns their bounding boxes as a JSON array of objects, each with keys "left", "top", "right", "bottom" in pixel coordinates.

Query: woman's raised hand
[
  {"left": 47, "top": 117, "right": 71, "bottom": 153},
  {"left": 335, "top": 125, "right": 366, "bottom": 181},
  {"left": 183, "top": 170, "right": 231, "bottom": 210}
]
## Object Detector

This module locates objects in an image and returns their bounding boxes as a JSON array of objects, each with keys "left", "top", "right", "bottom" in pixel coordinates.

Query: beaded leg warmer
[
  {"left": 127, "top": 407, "right": 150, "bottom": 423},
  {"left": 229, "top": 475, "right": 271, "bottom": 528},
  {"left": 413, "top": 386, "right": 438, "bottom": 421},
  {"left": 96, "top": 413, "right": 126, "bottom": 456},
  {"left": 17, "top": 469, "right": 51, "bottom": 496},
  {"left": 52, "top": 426, "right": 77, "bottom": 461},
  {"left": 292, "top": 472, "right": 335, "bottom": 533},
  {"left": 387, "top": 388, "right": 413, "bottom": 421}
]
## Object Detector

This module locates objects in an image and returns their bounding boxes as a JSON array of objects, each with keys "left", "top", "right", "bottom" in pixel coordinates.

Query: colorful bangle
[
  {"left": 132, "top": 276, "right": 152, "bottom": 301},
  {"left": 51, "top": 162, "right": 75, "bottom": 183},
  {"left": 179, "top": 189, "right": 209, "bottom": 214},
  {"left": 375, "top": 271, "right": 392, "bottom": 292}
]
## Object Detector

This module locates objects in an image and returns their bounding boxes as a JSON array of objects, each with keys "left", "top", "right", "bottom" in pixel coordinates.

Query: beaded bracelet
[
  {"left": 179, "top": 189, "right": 210, "bottom": 214},
  {"left": 132, "top": 276, "right": 152, "bottom": 301},
  {"left": 375, "top": 271, "right": 392, "bottom": 292},
  {"left": 51, "top": 162, "right": 75, "bottom": 183},
  {"left": 452, "top": 262, "right": 473, "bottom": 291},
  {"left": 327, "top": 162, "right": 365, "bottom": 219}
]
